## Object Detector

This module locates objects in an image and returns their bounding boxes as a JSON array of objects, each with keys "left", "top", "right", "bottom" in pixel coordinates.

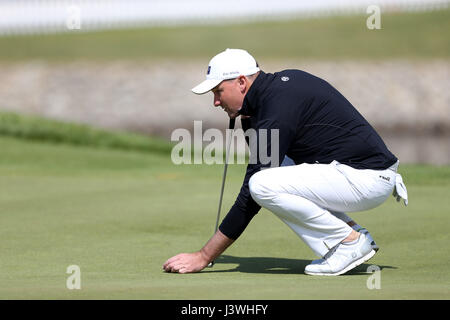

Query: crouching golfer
[{"left": 163, "top": 49, "right": 408, "bottom": 276}]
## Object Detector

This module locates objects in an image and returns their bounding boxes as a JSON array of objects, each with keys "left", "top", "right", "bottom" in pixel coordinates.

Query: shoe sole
[{"left": 304, "top": 249, "right": 376, "bottom": 276}]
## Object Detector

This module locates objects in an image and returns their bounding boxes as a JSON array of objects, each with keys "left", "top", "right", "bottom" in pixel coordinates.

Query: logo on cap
[{"left": 207, "top": 66, "right": 211, "bottom": 75}]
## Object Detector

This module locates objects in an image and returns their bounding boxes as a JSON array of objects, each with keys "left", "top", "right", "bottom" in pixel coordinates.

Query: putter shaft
[{"left": 208, "top": 118, "right": 235, "bottom": 267}]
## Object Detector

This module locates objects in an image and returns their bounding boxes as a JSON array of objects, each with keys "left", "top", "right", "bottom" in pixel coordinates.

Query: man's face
[{"left": 211, "top": 77, "right": 246, "bottom": 119}]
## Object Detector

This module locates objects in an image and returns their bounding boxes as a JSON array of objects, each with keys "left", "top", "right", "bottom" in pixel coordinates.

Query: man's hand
[
  {"left": 163, "top": 251, "right": 209, "bottom": 274},
  {"left": 163, "top": 230, "right": 235, "bottom": 274}
]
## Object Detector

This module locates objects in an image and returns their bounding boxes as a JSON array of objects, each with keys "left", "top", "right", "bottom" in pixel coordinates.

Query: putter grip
[{"left": 229, "top": 118, "right": 236, "bottom": 130}]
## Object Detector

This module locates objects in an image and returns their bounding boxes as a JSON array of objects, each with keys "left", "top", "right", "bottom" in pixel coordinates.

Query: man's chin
[{"left": 224, "top": 108, "right": 240, "bottom": 119}]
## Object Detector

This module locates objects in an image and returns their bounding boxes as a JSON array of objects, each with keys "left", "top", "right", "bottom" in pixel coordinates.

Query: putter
[{"left": 207, "top": 118, "right": 236, "bottom": 267}]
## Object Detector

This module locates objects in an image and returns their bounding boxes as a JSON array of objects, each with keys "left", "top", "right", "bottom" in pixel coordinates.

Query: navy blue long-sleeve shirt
[{"left": 219, "top": 70, "right": 397, "bottom": 240}]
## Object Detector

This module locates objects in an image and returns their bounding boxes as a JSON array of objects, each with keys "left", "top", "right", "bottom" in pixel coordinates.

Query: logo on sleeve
[{"left": 281, "top": 76, "right": 289, "bottom": 82}]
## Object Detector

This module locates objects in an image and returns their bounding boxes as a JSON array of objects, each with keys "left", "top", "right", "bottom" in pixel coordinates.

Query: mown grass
[
  {"left": 0, "top": 115, "right": 449, "bottom": 299},
  {"left": 0, "top": 9, "right": 449, "bottom": 61}
]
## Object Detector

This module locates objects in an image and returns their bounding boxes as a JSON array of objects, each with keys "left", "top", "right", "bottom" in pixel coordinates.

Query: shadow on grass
[{"left": 202, "top": 255, "right": 397, "bottom": 276}]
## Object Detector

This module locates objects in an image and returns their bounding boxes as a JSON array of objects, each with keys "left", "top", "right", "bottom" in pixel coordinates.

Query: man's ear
[{"left": 238, "top": 75, "right": 248, "bottom": 93}]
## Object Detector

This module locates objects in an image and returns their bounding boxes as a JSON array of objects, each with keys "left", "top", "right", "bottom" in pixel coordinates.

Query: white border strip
[{"left": 0, "top": 0, "right": 448, "bottom": 36}]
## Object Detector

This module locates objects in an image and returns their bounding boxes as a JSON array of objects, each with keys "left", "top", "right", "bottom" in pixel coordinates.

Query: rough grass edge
[{"left": 0, "top": 111, "right": 172, "bottom": 155}]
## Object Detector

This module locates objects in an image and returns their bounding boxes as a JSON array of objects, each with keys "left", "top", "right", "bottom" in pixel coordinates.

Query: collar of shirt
[{"left": 239, "top": 70, "right": 267, "bottom": 116}]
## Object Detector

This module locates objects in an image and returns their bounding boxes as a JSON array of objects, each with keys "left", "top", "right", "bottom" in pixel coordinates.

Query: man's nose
[{"left": 214, "top": 96, "right": 221, "bottom": 107}]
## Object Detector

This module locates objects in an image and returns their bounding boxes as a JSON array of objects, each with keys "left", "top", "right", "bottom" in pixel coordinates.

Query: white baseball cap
[{"left": 191, "top": 48, "right": 260, "bottom": 95}]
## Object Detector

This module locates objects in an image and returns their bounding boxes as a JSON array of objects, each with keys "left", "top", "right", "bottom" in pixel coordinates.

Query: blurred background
[{"left": 0, "top": 0, "right": 449, "bottom": 164}]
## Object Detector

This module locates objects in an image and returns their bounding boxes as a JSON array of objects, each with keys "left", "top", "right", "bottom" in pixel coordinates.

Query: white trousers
[{"left": 249, "top": 160, "right": 398, "bottom": 257}]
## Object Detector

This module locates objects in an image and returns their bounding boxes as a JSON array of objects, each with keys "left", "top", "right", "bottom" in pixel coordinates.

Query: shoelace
[{"left": 323, "top": 243, "right": 340, "bottom": 260}]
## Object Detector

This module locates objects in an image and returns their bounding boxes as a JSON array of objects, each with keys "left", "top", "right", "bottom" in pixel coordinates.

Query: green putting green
[{"left": 0, "top": 126, "right": 449, "bottom": 299}]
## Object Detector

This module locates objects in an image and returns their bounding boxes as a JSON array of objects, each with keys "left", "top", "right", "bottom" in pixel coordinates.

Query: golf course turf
[
  {"left": 0, "top": 5, "right": 448, "bottom": 304},
  {"left": 0, "top": 117, "right": 449, "bottom": 300}
]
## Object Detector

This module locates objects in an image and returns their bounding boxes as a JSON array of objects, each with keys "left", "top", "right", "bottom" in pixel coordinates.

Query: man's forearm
[{"left": 200, "top": 230, "right": 235, "bottom": 263}]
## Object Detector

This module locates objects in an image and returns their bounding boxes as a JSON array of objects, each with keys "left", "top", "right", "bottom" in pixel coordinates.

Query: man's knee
[{"left": 249, "top": 170, "right": 272, "bottom": 204}]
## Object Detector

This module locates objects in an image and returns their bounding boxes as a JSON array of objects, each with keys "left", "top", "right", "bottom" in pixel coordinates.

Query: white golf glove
[{"left": 393, "top": 173, "right": 408, "bottom": 206}]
